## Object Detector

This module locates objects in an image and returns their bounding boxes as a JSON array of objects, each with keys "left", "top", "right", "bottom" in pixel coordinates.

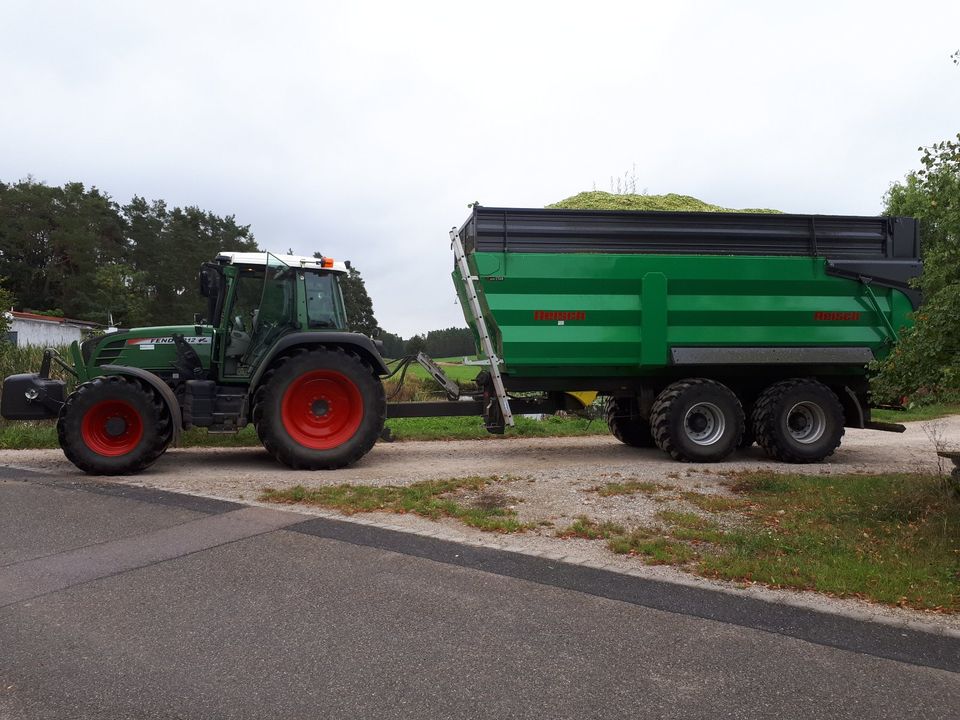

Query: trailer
[
  {"left": 444, "top": 206, "right": 921, "bottom": 462},
  {"left": 1, "top": 207, "right": 921, "bottom": 474}
]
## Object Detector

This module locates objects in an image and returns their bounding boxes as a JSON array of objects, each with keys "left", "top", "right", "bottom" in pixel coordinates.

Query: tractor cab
[{"left": 200, "top": 252, "right": 350, "bottom": 378}]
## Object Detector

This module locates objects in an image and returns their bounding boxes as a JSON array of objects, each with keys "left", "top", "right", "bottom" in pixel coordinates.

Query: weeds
[
  {"left": 260, "top": 476, "right": 531, "bottom": 533},
  {"left": 588, "top": 480, "right": 673, "bottom": 497},
  {"left": 556, "top": 516, "right": 625, "bottom": 540}
]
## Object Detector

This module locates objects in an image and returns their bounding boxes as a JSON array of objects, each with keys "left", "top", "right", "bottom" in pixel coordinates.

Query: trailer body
[
  {"left": 453, "top": 207, "right": 918, "bottom": 381},
  {"left": 451, "top": 207, "right": 920, "bottom": 462}
]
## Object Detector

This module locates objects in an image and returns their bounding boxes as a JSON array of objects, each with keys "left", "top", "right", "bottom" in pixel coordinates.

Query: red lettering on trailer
[
  {"left": 813, "top": 312, "right": 861, "bottom": 321},
  {"left": 534, "top": 311, "right": 586, "bottom": 321}
]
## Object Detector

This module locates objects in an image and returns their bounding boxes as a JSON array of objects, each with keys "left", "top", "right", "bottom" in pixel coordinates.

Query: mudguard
[{"left": 248, "top": 332, "right": 389, "bottom": 392}]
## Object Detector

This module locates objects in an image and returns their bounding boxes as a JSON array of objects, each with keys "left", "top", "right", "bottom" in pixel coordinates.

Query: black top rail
[{"left": 459, "top": 206, "right": 920, "bottom": 261}]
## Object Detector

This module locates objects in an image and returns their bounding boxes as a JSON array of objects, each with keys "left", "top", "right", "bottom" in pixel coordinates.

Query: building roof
[{"left": 5, "top": 310, "right": 102, "bottom": 328}]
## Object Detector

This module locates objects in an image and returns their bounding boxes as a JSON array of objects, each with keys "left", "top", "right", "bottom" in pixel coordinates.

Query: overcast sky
[{"left": 2, "top": 1, "right": 958, "bottom": 336}]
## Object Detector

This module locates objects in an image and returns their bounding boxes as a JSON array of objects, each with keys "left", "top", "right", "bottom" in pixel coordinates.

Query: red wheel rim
[
  {"left": 81, "top": 400, "right": 144, "bottom": 456},
  {"left": 281, "top": 370, "right": 363, "bottom": 450}
]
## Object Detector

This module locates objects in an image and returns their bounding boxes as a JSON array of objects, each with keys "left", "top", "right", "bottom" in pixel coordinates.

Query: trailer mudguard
[{"left": 100, "top": 365, "right": 183, "bottom": 447}]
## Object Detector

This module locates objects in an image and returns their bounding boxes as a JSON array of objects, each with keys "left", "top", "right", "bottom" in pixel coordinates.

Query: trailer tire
[
  {"left": 650, "top": 379, "right": 744, "bottom": 462},
  {"left": 253, "top": 347, "right": 385, "bottom": 470},
  {"left": 604, "top": 397, "right": 655, "bottom": 448},
  {"left": 58, "top": 375, "right": 171, "bottom": 475},
  {"left": 752, "top": 379, "right": 845, "bottom": 463}
]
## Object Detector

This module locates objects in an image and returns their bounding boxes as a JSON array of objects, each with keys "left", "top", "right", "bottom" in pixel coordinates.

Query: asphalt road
[{"left": 1, "top": 468, "right": 957, "bottom": 720}]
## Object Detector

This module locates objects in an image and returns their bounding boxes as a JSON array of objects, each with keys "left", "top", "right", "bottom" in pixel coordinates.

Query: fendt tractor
[{"left": 2, "top": 207, "right": 922, "bottom": 475}]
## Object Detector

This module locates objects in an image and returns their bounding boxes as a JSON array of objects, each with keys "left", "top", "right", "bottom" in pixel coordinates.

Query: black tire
[
  {"left": 253, "top": 347, "right": 385, "bottom": 470},
  {"left": 739, "top": 401, "right": 756, "bottom": 449},
  {"left": 604, "top": 397, "right": 655, "bottom": 448},
  {"left": 57, "top": 375, "right": 172, "bottom": 475},
  {"left": 752, "top": 379, "right": 845, "bottom": 463},
  {"left": 650, "top": 379, "right": 744, "bottom": 462}
]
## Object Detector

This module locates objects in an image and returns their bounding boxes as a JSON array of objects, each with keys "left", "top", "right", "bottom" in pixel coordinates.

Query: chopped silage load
[{"left": 548, "top": 191, "right": 781, "bottom": 213}]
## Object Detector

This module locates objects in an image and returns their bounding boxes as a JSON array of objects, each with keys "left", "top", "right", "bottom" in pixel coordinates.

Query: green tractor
[{"left": 1, "top": 252, "right": 389, "bottom": 475}]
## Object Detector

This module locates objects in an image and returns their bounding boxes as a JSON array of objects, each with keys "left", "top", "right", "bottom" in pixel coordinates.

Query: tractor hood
[{"left": 80, "top": 325, "right": 216, "bottom": 373}]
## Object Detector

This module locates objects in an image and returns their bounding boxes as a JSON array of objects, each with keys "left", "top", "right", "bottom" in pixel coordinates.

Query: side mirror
[{"left": 199, "top": 265, "right": 221, "bottom": 298}]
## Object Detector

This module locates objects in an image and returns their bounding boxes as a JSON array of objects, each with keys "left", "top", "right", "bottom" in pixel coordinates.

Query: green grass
[
  {"left": 610, "top": 473, "right": 960, "bottom": 610},
  {"left": 587, "top": 480, "right": 673, "bottom": 497},
  {"left": 260, "top": 476, "right": 531, "bottom": 533},
  {"left": 0, "top": 421, "right": 59, "bottom": 449},
  {"left": 679, "top": 492, "right": 750, "bottom": 513},
  {"left": 556, "top": 516, "right": 625, "bottom": 540},
  {"left": 872, "top": 404, "right": 960, "bottom": 423},
  {"left": 608, "top": 529, "right": 696, "bottom": 564},
  {"left": 696, "top": 472, "right": 960, "bottom": 609},
  {"left": 403, "top": 362, "right": 482, "bottom": 384},
  {"left": 563, "top": 473, "right": 960, "bottom": 610},
  {"left": 384, "top": 414, "right": 607, "bottom": 441}
]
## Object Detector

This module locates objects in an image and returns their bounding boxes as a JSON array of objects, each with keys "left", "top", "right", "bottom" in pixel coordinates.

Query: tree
[
  {"left": 0, "top": 287, "right": 12, "bottom": 342},
  {"left": 316, "top": 254, "right": 379, "bottom": 336},
  {"left": 379, "top": 331, "right": 405, "bottom": 359},
  {"left": 0, "top": 180, "right": 125, "bottom": 321},
  {"left": 404, "top": 334, "right": 426, "bottom": 355},
  {"left": 872, "top": 132, "right": 960, "bottom": 403},
  {"left": 0, "top": 180, "right": 259, "bottom": 328}
]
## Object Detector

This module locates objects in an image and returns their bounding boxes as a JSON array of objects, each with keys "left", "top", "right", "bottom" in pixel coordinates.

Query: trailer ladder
[{"left": 450, "top": 229, "right": 514, "bottom": 427}]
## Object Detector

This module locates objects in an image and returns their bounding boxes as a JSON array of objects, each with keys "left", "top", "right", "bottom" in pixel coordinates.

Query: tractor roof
[{"left": 215, "top": 252, "right": 348, "bottom": 273}]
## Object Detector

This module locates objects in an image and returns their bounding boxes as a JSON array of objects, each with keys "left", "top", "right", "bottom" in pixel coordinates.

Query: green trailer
[{"left": 450, "top": 206, "right": 921, "bottom": 463}]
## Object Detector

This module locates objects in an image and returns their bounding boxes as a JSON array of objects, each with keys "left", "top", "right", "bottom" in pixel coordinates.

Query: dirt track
[{"left": 4, "top": 416, "right": 959, "bottom": 633}]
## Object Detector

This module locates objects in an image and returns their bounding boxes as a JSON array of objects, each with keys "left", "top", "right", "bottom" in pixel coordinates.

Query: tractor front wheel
[
  {"left": 57, "top": 375, "right": 172, "bottom": 475},
  {"left": 254, "top": 348, "right": 385, "bottom": 470}
]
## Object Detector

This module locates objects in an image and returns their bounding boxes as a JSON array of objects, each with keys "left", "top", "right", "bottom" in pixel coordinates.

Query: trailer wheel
[
  {"left": 650, "top": 379, "right": 744, "bottom": 462},
  {"left": 58, "top": 375, "right": 172, "bottom": 475},
  {"left": 752, "top": 379, "right": 844, "bottom": 463},
  {"left": 254, "top": 347, "right": 385, "bottom": 469},
  {"left": 604, "top": 397, "right": 655, "bottom": 448}
]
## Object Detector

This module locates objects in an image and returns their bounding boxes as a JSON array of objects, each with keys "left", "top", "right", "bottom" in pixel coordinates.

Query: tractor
[{"left": 1, "top": 252, "right": 389, "bottom": 475}]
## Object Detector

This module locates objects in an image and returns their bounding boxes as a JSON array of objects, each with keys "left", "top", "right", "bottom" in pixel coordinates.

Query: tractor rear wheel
[
  {"left": 752, "top": 379, "right": 844, "bottom": 463},
  {"left": 58, "top": 375, "right": 172, "bottom": 475},
  {"left": 604, "top": 397, "right": 655, "bottom": 448},
  {"left": 650, "top": 378, "right": 744, "bottom": 462},
  {"left": 254, "top": 347, "right": 385, "bottom": 470}
]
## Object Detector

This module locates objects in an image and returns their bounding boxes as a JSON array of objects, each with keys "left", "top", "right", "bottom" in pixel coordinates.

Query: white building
[{"left": 3, "top": 311, "right": 101, "bottom": 348}]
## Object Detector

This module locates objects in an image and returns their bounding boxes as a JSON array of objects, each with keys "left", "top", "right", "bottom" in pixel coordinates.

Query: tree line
[{"left": 379, "top": 327, "right": 476, "bottom": 360}]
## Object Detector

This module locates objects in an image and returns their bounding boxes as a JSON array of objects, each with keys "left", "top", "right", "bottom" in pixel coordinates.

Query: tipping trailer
[
  {"left": 0, "top": 207, "right": 921, "bottom": 474},
  {"left": 447, "top": 206, "right": 921, "bottom": 463}
]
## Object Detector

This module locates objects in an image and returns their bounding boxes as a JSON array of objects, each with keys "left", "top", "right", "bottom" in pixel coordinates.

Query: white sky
[{"left": 1, "top": 0, "right": 958, "bottom": 336}]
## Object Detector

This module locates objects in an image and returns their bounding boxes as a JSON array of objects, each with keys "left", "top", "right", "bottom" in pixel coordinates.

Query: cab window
[{"left": 305, "top": 272, "right": 346, "bottom": 330}]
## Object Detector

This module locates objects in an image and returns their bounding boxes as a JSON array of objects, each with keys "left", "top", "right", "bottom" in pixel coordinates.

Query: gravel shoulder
[{"left": 4, "top": 415, "right": 959, "bottom": 635}]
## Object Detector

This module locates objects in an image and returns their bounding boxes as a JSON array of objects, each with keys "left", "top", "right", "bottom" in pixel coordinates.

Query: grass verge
[
  {"left": 872, "top": 404, "right": 960, "bottom": 423},
  {"left": 601, "top": 472, "right": 960, "bottom": 611},
  {"left": 260, "top": 476, "right": 531, "bottom": 533}
]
